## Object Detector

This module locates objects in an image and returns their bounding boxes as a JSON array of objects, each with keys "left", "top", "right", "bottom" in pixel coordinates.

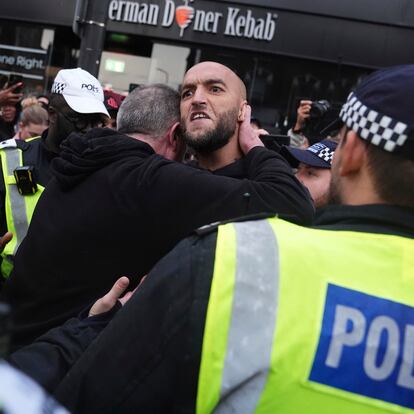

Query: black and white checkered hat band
[
  {"left": 339, "top": 92, "right": 408, "bottom": 152},
  {"left": 51, "top": 82, "right": 67, "bottom": 94},
  {"left": 317, "top": 147, "right": 334, "bottom": 165}
]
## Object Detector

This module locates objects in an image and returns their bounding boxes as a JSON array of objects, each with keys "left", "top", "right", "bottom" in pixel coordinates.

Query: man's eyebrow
[
  {"left": 181, "top": 79, "right": 227, "bottom": 90},
  {"left": 204, "top": 79, "right": 227, "bottom": 87}
]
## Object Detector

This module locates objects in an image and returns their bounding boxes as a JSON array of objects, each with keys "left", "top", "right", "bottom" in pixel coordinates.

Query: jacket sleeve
[
  {"left": 237, "top": 146, "right": 314, "bottom": 222},
  {"left": 7, "top": 302, "right": 121, "bottom": 393},
  {"left": 142, "top": 146, "right": 313, "bottom": 246},
  {"left": 55, "top": 234, "right": 216, "bottom": 414}
]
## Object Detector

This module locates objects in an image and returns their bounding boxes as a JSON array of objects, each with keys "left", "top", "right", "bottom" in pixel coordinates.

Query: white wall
[{"left": 99, "top": 43, "right": 190, "bottom": 93}]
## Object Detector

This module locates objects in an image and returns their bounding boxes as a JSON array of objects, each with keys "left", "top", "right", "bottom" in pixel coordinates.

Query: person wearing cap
[
  {"left": 281, "top": 139, "right": 338, "bottom": 208},
  {"left": 0, "top": 68, "right": 108, "bottom": 279},
  {"left": 45, "top": 64, "right": 414, "bottom": 413}
]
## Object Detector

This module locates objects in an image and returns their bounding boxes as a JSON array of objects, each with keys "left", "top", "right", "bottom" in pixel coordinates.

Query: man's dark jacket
[
  {"left": 10, "top": 204, "right": 414, "bottom": 412},
  {"left": 2, "top": 127, "right": 313, "bottom": 350}
]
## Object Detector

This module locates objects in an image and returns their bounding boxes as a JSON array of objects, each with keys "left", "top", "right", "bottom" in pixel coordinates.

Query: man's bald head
[{"left": 183, "top": 61, "right": 247, "bottom": 101}]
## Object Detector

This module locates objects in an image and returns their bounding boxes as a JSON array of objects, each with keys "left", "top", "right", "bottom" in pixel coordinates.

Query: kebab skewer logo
[{"left": 175, "top": 0, "right": 195, "bottom": 37}]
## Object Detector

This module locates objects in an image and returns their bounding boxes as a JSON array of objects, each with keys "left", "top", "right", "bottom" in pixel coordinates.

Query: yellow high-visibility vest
[
  {"left": 197, "top": 216, "right": 414, "bottom": 413},
  {"left": 0, "top": 138, "right": 44, "bottom": 277}
]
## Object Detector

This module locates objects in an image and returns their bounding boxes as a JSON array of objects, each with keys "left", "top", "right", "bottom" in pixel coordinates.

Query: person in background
[
  {"left": 0, "top": 83, "right": 23, "bottom": 109},
  {"left": 13, "top": 103, "right": 48, "bottom": 141},
  {"left": 0, "top": 102, "right": 20, "bottom": 140},
  {"left": 103, "top": 90, "right": 125, "bottom": 129},
  {"left": 0, "top": 68, "right": 109, "bottom": 279},
  {"left": 281, "top": 138, "right": 337, "bottom": 208},
  {"left": 36, "top": 95, "right": 49, "bottom": 111}
]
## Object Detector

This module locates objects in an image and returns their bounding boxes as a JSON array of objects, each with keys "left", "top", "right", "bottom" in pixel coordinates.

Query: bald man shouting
[
  {"left": 4, "top": 64, "right": 313, "bottom": 353},
  {"left": 180, "top": 61, "right": 258, "bottom": 170}
]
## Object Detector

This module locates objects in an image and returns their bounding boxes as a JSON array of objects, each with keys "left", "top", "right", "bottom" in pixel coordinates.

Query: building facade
[{"left": 1, "top": 0, "right": 414, "bottom": 127}]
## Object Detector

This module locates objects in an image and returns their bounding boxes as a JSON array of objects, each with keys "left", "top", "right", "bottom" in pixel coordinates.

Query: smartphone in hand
[{"left": 8, "top": 74, "right": 24, "bottom": 93}]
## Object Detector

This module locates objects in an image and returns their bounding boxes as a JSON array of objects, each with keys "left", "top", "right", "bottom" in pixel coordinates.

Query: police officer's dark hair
[
  {"left": 117, "top": 84, "right": 180, "bottom": 138},
  {"left": 366, "top": 143, "right": 414, "bottom": 208},
  {"left": 339, "top": 128, "right": 414, "bottom": 208}
]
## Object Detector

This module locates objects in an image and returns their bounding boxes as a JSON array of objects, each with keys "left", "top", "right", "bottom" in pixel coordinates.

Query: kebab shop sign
[{"left": 108, "top": 0, "right": 278, "bottom": 41}]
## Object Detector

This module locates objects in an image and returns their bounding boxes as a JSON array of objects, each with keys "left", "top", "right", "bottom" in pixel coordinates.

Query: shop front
[{"left": 1, "top": 0, "right": 414, "bottom": 127}]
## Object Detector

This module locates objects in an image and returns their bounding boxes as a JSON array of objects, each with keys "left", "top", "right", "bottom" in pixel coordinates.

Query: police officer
[
  {"left": 0, "top": 68, "right": 108, "bottom": 278},
  {"left": 281, "top": 138, "right": 338, "bottom": 208},
  {"left": 49, "top": 64, "right": 414, "bottom": 413}
]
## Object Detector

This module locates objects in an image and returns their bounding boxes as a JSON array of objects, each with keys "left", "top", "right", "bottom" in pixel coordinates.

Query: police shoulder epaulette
[
  {"left": 195, "top": 212, "right": 277, "bottom": 237},
  {"left": 195, "top": 221, "right": 221, "bottom": 237},
  {"left": 0, "top": 139, "right": 17, "bottom": 150},
  {"left": 25, "top": 136, "right": 41, "bottom": 143}
]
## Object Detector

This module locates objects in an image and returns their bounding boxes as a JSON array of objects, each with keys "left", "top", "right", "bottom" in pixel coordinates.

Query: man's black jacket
[
  {"left": 2, "top": 127, "right": 313, "bottom": 350},
  {"left": 10, "top": 204, "right": 414, "bottom": 413}
]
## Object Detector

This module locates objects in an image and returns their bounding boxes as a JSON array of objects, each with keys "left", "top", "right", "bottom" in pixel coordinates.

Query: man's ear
[
  {"left": 238, "top": 101, "right": 248, "bottom": 122},
  {"left": 166, "top": 122, "right": 186, "bottom": 161},
  {"left": 339, "top": 130, "right": 367, "bottom": 176},
  {"left": 167, "top": 122, "right": 181, "bottom": 149}
]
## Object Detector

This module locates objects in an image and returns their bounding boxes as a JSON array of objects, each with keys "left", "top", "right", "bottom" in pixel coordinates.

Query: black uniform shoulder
[
  {"left": 0, "top": 136, "right": 42, "bottom": 153},
  {"left": 19, "top": 137, "right": 53, "bottom": 186}
]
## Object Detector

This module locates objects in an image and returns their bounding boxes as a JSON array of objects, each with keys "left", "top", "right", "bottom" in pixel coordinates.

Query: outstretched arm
[{"left": 8, "top": 276, "right": 133, "bottom": 392}]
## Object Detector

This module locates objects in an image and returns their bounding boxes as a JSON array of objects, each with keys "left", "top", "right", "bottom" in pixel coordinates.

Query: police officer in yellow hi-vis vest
[
  {"left": 0, "top": 68, "right": 109, "bottom": 280},
  {"left": 30, "top": 64, "right": 414, "bottom": 413}
]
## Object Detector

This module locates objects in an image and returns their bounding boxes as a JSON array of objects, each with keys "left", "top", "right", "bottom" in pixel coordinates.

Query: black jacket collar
[{"left": 313, "top": 204, "right": 414, "bottom": 239}]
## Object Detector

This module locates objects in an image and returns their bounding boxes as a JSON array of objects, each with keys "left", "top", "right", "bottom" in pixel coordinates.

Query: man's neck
[
  {"left": 340, "top": 172, "right": 384, "bottom": 206},
  {"left": 197, "top": 137, "right": 243, "bottom": 171}
]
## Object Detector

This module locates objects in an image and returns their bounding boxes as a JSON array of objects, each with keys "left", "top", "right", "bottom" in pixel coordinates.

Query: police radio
[{"left": 13, "top": 166, "right": 38, "bottom": 195}]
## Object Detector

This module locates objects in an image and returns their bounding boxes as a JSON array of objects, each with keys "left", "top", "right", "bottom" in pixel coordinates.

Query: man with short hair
[
  {"left": 55, "top": 65, "right": 414, "bottom": 413},
  {"left": 3, "top": 70, "right": 313, "bottom": 350},
  {"left": 0, "top": 68, "right": 108, "bottom": 278},
  {"left": 281, "top": 138, "right": 338, "bottom": 208}
]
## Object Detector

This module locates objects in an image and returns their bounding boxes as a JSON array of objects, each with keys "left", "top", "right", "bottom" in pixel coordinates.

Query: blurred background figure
[
  {"left": 0, "top": 102, "right": 20, "bottom": 140},
  {"left": 13, "top": 103, "right": 48, "bottom": 141},
  {"left": 0, "top": 79, "right": 25, "bottom": 140},
  {"left": 281, "top": 138, "right": 337, "bottom": 208},
  {"left": 287, "top": 99, "right": 340, "bottom": 148},
  {"left": 0, "top": 68, "right": 109, "bottom": 280},
  {"left": 36, "top": 95, "right": 49, "bottom": 111},
  {"left": 103, "top": 90, "right": 125, "bottom": 129}
]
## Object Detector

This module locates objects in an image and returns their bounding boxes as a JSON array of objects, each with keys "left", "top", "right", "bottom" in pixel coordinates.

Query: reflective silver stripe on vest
[
  {"left": 216, "top": 220, "right": 280, "bottom": 413},
  {"left": 5, "top": 148, "right": 29, "bottom": 254}
]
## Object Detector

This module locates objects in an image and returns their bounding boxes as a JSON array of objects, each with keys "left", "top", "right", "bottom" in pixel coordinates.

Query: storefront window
[
  {"left": 0, "top": 20, "right": 54, "bottom": 94},
  {"left": 99, "top": 38, "right": 190, "bottom": 93}
]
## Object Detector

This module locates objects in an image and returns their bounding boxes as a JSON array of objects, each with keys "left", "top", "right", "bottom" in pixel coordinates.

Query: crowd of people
[{"left": 0, "top": 61, "right": 412, "bottom": 413}]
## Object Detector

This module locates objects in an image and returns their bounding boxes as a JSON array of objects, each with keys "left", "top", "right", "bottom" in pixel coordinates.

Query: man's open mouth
[{"left": 191, "top": 112, "right": 210, "bottom": 121}]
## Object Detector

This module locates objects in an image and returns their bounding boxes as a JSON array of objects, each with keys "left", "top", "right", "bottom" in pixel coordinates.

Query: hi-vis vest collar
[{"left": 197, "top": 217, "right": 414, "bottom": 413}]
